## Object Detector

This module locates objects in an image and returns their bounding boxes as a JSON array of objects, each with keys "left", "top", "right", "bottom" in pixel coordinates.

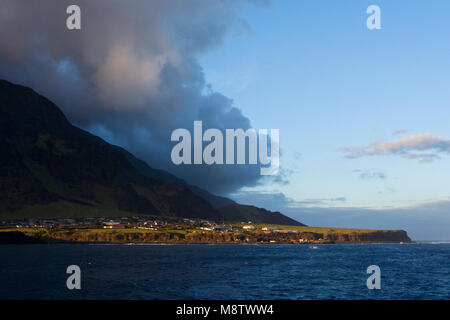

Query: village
[{"left": 0, "top": 216, "right": 330, "bottom": 244}]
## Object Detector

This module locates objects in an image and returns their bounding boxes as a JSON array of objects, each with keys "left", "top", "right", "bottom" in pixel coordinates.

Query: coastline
[{"left": 0, "top": 227, "right": 412, "bottom": 245}]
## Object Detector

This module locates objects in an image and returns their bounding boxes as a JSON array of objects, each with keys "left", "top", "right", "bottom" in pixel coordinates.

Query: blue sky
[{"left": 199, "top": 0, "right": 450, "bottom": 239}]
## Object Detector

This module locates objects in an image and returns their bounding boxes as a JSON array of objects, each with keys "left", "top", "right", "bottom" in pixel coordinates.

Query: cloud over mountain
[{"left": 0, "top": 0, "right": 272, "bottom": 194}]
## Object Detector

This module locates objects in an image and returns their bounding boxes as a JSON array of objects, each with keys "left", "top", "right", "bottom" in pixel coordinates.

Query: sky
[
  {"left": 199, "top": 0, "right": 450, "bottom": 240},
  {"left": 0, "top": 0, "right": 449, "bottom": 240}
]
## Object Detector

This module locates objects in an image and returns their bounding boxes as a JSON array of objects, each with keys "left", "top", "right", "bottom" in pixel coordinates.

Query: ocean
[{"left": 0, "top": 243, "right": 448, "bottom": 299}]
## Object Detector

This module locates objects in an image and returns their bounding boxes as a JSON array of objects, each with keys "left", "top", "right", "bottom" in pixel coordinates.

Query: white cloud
[{"left": 340, "top": 133, "right": 450, "bottom": 162}]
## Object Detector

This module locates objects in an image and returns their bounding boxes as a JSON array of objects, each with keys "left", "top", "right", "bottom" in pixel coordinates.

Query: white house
[{"left": 262, "top": 227, "right": 278, "bottom": 231}]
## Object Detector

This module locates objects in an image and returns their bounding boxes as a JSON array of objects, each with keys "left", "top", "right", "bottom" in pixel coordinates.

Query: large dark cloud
[{"left": 0, "top": 0, "right": 276, "bottom": 194}]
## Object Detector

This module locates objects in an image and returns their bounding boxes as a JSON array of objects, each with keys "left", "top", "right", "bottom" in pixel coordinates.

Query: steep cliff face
[
  {"left": 0, "top": 229, "right": 412, "bottom": 244},
  {"left": 323, "top": 230, "right": 411, "bottom": 243},
  {"left": 0, "top": 80, "right": 218, "bottom": 219},
  {"left": 184, "top": 230, "right": 411, "bottom": 244}
]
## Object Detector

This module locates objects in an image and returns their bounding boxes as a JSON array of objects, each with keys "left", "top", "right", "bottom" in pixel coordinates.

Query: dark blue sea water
[{"left": 0, "top": 243, "right": 448, "bottom": 300}]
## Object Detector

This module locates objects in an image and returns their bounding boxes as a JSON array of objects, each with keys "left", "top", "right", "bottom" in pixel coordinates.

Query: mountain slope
[
  {"left": 0, "top": 79, "right": 302, "bottom": 226},
  {"left": 0, "top": 80, "right": 219, "bottom": 219},
  {"left": 219, "top": 204, "right": 305, "bottom": 226}
]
